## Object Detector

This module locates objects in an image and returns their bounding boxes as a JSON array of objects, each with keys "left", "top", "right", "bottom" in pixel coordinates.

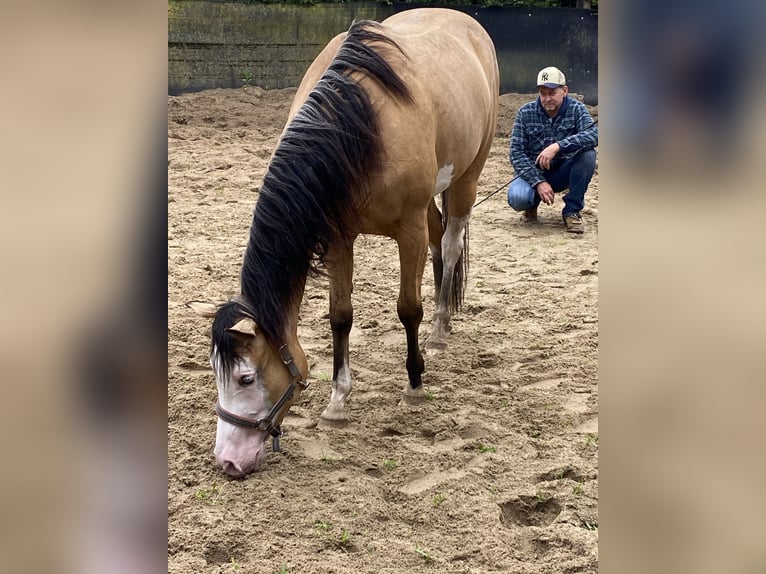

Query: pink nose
[
  {"left": 214, "top": 435, "right": 266, "bottom": 477},
  {"left": 216, "top": 449, "right": 263, "bottom": 477},
  {"left": 221, "top": 460, "right": 248, "bottom": 477}
]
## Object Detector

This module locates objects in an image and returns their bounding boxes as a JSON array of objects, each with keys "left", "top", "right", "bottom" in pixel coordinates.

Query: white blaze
[{"left": 210, "top": 349, "right": 271, "bottom": 475}]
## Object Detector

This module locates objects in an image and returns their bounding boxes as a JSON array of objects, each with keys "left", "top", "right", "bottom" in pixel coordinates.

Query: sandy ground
[{"left": 168, "top": 87, "right": 599, "bottom": 573}]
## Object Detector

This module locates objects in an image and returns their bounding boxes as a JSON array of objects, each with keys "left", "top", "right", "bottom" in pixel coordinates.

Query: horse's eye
[{"left": 239, "top": 374, "right": 255, "bottom": 387}]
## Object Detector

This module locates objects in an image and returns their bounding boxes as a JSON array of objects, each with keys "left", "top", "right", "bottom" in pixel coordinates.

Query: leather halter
[{"left": 215, "top": 344, "right": 309, "bottom": 452}]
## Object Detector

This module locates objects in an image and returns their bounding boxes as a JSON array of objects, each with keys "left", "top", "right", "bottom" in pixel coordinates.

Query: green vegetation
[
  {"left": 432, "top": 492, "right": 445, "bottom": 507},
  {"left": 337, "top": 529, "right": 353, "bottom": 550},
  {"left": 414, "top": 543, "right": 435, "bottom": 563},
  {"left": 314, "top": 519, "right": 332, "bottom": 534},
  {"left": 193, "top": 483, "right": 223, "bottom": 505},
  {"left": 240, "top": 68, "right": 253, "bottom": 87},
  {"left": 383, "top": 458, "right": 398, "bottom": 471},
  {"left": 535, "top": 488, "right": 551, "bottom": 502},
  {"left": 313, "top": 520, "right": 354, "bottom": 552}
]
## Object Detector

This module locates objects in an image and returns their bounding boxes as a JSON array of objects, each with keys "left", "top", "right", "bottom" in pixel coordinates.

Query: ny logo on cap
[{"left": 542, "top": 72, "right": 549, "bottom": 81}]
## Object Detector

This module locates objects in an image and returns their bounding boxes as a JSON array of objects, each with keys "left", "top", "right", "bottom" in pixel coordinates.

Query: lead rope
[{"left": 473, "top": 166, "right": 533, "bottom": 208}]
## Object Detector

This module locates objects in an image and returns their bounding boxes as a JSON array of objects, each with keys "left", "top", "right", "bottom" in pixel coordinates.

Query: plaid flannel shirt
[{"left": 510, "top": 96, "right": 598, "bottom": 188}]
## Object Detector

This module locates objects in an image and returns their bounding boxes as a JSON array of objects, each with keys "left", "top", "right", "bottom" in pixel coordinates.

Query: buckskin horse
[{"left": 190, "top": 8, "right": 499, "bottom": 476}]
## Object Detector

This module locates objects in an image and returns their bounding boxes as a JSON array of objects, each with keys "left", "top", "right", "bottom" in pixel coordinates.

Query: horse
[{"left": 189, "top": 8, "right": 499, "bottom": 477}]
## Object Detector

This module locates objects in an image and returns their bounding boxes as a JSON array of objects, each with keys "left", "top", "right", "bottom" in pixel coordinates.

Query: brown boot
[
  {"left": 563, "top": 212, "right": 584, "bottom": 233},
  {"left": 520, "top": 205, "right": 538, "bottom": 223}
]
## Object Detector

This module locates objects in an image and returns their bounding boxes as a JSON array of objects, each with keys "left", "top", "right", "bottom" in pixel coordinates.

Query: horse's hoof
[
  {"left": 317, "top": 418, "right": 349, "bottom": 429},
  {"left": 425, "top": 339, "right": 447, "bottom": 355},
  {"left": 400, "top": 386, "right": 426, "bottom": 405},
  {"left": 319, "top": 410, "right": 350, "bottom": 428},
  {"left": 399, "top": 395, "right": 425, "bottom": 407}
]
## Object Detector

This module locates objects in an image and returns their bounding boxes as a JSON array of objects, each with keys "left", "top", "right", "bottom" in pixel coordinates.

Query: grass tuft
[
  {"left": 194, "top": 483, "right": 223, "bottom": 505},
  {"left": 414, "top": 543, "right": 434, "bottom": 563}
]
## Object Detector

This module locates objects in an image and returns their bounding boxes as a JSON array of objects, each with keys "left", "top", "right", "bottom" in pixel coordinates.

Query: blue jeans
[{"left": 507, "top": 149, "right": 596, "bottom": 217}]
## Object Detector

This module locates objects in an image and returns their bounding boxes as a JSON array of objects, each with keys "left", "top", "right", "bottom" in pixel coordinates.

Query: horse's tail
[{"left": 440, "top": 189, "right": 469, "bottom": 314}]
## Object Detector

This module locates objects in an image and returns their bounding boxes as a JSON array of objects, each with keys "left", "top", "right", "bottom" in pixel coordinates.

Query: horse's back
[
  {"left": 381, "top": 8, "right": 499, "bottom": 138},
  {"left": 382, "top": 8, "right": 498, "bottom": 96},
  {"left": 374, "top": 9, "right": 499, "bottom": 215},
  {"left": 287, "top": 8, "right": 499, "bottom": 233}
]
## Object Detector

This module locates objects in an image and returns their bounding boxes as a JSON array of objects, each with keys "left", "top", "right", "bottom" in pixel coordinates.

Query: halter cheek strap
[
  {"left": 214, "top": 344, "right": 309, "bottom": 452},
  {"left": 278, "top": 344, "right": 303, "bottom": 384}
]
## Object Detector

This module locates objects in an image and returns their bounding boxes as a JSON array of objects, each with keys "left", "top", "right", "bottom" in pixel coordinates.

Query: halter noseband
[{"left": 215, "top": 344, "right": 309, "bottom": 452}]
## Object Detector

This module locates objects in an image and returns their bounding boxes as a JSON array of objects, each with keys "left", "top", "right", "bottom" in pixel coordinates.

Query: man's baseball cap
[{"left": 537, "top": 66, "right": 566, "bottom": 88}]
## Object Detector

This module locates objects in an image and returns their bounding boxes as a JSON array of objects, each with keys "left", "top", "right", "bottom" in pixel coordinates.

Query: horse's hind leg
[
  {"left": 428, "top": 198, "right": 444, "bottom": 301},
  {"left": 426, "top": 179, "right": 475, "bottom": 353},
  {"left": 396, "top": 218, "right": 429, "bottom": 401},
  {"left": 320, "top": 238, "right": 355, "bottom": 424}
]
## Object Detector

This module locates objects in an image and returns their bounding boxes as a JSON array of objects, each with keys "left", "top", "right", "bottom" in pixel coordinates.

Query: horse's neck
[
  {"left": 281, "top": 275, "right": 307, "bottom": 341},
  {"left": 240, "top": 239, "right": 309, "bottom": 347},
  {"left": 275, "top": 285, "right": 308, "bottom": 380}
]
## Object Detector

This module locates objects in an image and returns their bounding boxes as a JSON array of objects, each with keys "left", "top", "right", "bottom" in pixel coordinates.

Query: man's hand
[
  {"left": 535, "top": 142, "right": 560, "bottom": 170},
  {"left": 535, "top": 181, "right": 555, "bottom": 206}
]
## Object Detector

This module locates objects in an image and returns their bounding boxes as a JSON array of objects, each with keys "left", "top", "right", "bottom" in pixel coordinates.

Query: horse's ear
[
  {"left": 228, "top": 317, "right": 258, "bottom": 337},
  {"left": 187, "top": 301, "right": 218, "bottom": 318}
]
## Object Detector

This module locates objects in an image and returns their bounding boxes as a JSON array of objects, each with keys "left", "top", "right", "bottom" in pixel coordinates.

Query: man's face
[{"left": 539, "top": 86, "right": 568, "bottom": 117}]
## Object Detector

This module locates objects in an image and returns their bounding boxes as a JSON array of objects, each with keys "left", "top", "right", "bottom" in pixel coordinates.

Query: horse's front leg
[
  {"left": 396, "top": 221, "right": 429, "bottom": 402},
  {"left": 320, "top": 238, "right": 355, "bottom": 424}
]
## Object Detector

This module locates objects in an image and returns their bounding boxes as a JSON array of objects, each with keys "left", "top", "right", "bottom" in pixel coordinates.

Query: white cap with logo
[{"left": 537, "top": 66, "right": 566, "bottom": 88}]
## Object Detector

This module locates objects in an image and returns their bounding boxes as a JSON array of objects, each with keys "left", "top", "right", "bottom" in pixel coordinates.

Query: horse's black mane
[
  {"left": 210, "top": 298, "right": 255, "bottom": 383},
  {"left": 212, "top": 20, "right": 413, "bottom": 365}
]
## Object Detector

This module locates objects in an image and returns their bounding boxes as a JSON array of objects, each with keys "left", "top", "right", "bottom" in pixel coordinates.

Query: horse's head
[{"left": 188, "top": 299, "right": 308, "bottom": 477}]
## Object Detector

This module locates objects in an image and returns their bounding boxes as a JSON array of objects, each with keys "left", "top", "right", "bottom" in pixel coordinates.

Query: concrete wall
[
  {"left": 168, "top": 1, "right": 598, "bottom": 103},
  {"left": 168, "top": 1, "right": 392, "bottom": 93}
]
